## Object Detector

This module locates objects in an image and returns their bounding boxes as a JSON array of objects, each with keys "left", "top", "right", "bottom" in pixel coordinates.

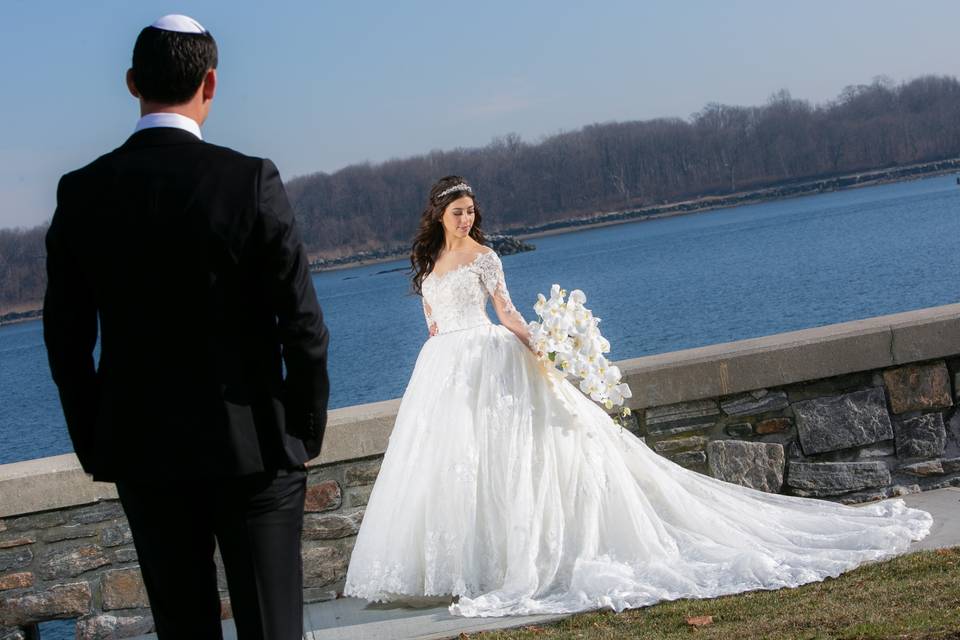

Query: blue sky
[{"left": 2, "top": 0, "right": 958, "bottom": 228}]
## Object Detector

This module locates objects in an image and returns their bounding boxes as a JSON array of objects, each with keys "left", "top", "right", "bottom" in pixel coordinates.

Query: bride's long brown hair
[{"left": 410, "top": 175, "right": 486, "bottom": 295}]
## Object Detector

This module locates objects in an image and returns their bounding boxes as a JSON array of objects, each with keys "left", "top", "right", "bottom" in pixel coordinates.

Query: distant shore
[
  {"left": 3, "top": 158, "right": 958, "bottom": 327},
  {"left": 0, "top": 306, "right": 43, "bottom": 327},
  {"left": 510, "top": 158, "right": 960, "bottom": 241}
]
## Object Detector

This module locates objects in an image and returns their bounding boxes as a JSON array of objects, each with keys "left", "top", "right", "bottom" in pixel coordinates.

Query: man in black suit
[{"left": 43, "top": 14, "right": 329, "bottom": 639}]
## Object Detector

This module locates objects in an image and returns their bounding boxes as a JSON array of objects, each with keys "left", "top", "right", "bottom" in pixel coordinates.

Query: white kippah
[{"left": 150, "top": 14, "right": 207, "bottom": 34}]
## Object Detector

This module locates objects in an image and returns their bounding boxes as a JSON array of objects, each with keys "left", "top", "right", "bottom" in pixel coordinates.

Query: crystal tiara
[{"left": 436, "top": 183, "right": 473, "bottom": 199}]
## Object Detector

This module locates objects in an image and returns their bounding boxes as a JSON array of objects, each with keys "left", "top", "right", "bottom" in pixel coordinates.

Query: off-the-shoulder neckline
[{"left": 426, "top": 249, "right": 496, "bottom": 282}]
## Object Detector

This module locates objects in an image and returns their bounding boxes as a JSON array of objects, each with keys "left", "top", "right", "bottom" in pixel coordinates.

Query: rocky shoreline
[
  {"left": 0, "top": 308, "right": 43, "bottom": 327},
  {"left": 508, "top": 157, "right": 960, "bottom": 239},
  {"left": 307, "top": 234, "right": 535, "bottom": 273}
]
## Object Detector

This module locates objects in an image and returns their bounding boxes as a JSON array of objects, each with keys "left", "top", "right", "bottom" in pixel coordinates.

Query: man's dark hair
[{"left": 131, "top": 27, "right": 218, "bottom": 104}]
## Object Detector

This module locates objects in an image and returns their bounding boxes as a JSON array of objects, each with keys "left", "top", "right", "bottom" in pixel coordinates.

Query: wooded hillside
[{"left": 287, "top": 75, "right": 960, "bottom": 256}]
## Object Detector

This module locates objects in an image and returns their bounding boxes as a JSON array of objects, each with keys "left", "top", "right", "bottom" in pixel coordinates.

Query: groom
[{"left": 43, "top": 15, "right": 329, "bottom": 639}]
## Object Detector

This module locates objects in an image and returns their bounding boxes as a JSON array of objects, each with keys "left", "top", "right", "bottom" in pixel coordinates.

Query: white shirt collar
[{"left": 134, "top": 113, "right": 203, "bottom": 140}]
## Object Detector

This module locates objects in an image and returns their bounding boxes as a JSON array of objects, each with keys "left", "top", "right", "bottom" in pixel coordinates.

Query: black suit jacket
[{"left": 43, "top": 127, "right": 329, "bottom": 482}]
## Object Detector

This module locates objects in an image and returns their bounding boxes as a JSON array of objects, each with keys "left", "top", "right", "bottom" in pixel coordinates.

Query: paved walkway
[{"left": 136, "top": 487, "right": 960, "bottom": 640}]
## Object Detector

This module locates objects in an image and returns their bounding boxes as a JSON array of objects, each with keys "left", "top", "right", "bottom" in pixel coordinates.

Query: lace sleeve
[
  {"left": 422, "top": 298, "right": 437, "bottom": 336},
  {"left": 477, "top": 251, "right": 532, "bottom": 348}
]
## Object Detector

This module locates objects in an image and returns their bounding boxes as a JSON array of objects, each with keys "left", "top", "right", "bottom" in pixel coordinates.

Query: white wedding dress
[{"left": 343, "top": 250, "right": 933, "bottom": 617}]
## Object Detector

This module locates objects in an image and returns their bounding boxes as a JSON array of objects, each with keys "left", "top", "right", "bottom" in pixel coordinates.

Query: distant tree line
[
  {"left": 0, "top": 226, "right": 47, "bottom": 311},
  {"left": 287, "top": 75, "right": 960, "bottom": 256},
  {"left": 3, "top": 75, "right": 960, "bottom": 312}
]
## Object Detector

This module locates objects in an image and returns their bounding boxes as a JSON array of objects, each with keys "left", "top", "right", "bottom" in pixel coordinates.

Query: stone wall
[
  {"left": 0, "top": 452, "right": 387, "bottom": 639},
  {"left": 1, "top": 302, "right": 958, "bottom": 638},
  {"left": 621, "top": 361, "right": 959, "bottom": 503},
  {"left": 615, "top": 302, "right": 960, "bottom": 503}
]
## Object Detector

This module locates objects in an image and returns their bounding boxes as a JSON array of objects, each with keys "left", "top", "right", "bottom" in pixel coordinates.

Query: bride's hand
[{"left": 429, "top": 323, "right": 438, "bottom": 337}]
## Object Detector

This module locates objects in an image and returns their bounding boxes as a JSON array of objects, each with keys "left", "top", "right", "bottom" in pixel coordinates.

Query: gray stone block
[
  {"left": 0, "top": 582, "right": 91, "bottom": 627},
  {"left": 720, "top": 390, "right": 789, "bottom": 416},
  {"left": 76, "top": 613, "right": 154, "bottom": 640},
  {"left": 794, "top": 388, "right": 893, "bottom": 455},
  {"left": 345, "top": 461, "right": 382, "bottom": 487},
  {"left": 857, "top": 441, "right": 897, "bottom": 459},
  {"left": 949, "top": 410, "right": 960, "bottom": 447},
  {"left": 40, "top": 525, "right": 97, "bottom": 543},
  {"left": 667, "top": 451, "right": 707, "bottom": 469},
  {"left": 725, "top": 422, "right": 753, "bottom": 437},
  {"left": 71, "top": 502, "right": 123, "bottom": 525},
  {"left": 303, "top": 510, "right": 364, "bottom": 540},
  {"left": 346, "top": 485, "right": 374, "bottom": 508},
  {"left": 652, "top": 436, "right": 708, "bottom": 454},
  {"left": 645, "top": 399, "right": 719, "bottom": 427},
  {"left": 99, "top": 524, "right": 132, "bottom": 548},
  {"left": 894, "top": 413, "right": 946, "bottom": 459},
  {"left": 39, "top": 545, "right": 110, "bottom": 580},
  {"left": 707, "top": 440, "right": 785, "bottom": 493},
  {"left": 649, "top": 422, "right": 716, "bottom": 437},
  {"left": 112, "top": 548, "right": 139, "bottom": 564},
  {"left": 7, "top": 512, "right": 66, "bottom": 531},
  {"left": 787, "top": 461, "right": 891, "bottom": 497},
  {"left": 0, "top": 548, "right": 31, "bottom": 572},
  {"left": 302, "top": 546, "right": 348, "bottom": 588},
  {"left": 787, "top": 440, "right": 806, "bottom": 460}
]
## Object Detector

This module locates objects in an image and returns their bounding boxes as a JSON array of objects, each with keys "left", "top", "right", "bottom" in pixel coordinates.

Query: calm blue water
[{"left": 3, "top": 174, "right": 960, "bottom": 467}]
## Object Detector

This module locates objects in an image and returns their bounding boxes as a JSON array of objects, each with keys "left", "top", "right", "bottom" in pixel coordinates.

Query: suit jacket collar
[{"left": 120, "top": 127, "right": 205, "bottom": 151}]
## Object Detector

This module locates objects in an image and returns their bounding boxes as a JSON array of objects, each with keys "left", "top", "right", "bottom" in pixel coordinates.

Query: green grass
[{"left": 466, "top": 547, "right": 960, "bottom": 640}]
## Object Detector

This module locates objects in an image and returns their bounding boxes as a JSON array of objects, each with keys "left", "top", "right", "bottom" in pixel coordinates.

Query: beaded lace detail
[{"left": 421, "top": 251, "right": 526, "bottom": 338}]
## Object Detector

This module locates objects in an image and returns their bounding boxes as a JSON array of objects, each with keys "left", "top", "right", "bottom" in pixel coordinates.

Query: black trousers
[{"left": 116, "top": 469, "right": 307, "bottom": 640}]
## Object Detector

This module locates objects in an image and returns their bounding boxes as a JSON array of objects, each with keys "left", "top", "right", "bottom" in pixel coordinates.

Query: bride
[{"left": 343, "top": 175, "right": 933, "bottom": 617}]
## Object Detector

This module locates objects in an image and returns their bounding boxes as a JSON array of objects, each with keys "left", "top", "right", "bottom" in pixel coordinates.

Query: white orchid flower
[
  {"left": 531, "top": 283, "right": 632, "bottom": 425},
  {"left": 604, "top": 365, "right": 621, "bottom": 385},
  {"left": 533, "top": 293, "right": 547, "bottom": 316}
]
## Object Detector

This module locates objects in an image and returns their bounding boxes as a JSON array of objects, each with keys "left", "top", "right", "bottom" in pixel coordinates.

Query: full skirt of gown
[{"left": 343, "top": 323, "right": 933, "bottom": 616}]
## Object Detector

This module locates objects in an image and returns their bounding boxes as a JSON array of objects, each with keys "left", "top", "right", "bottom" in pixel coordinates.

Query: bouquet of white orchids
[{"left": 528, "top": 285, "right": 633, "bottom": 424}]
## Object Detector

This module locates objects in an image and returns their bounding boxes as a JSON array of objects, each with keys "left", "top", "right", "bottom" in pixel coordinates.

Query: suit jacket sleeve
[
  {"left": 257, "top": 159, "right": 330, "bottom": 458},
  {"left": 43, "top": 174, "right": 100, "bottom": 473}
]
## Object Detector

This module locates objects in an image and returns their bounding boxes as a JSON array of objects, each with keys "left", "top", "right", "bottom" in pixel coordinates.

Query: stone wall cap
[
  {"left": 0, "top": 454, "right": 117, "bottom": 519},
  {"left": 618, "top": 302, "right": 960, "bottom": 408}
]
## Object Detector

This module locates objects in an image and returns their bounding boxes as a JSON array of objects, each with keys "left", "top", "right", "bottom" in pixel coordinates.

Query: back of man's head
[{"left": 131, "top": 16, "right": 218, "bottom": 105}]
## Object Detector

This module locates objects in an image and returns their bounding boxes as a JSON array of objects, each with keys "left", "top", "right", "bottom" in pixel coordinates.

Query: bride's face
[{"left": 441, "top": 196, "right": 476, "bottom": 240}]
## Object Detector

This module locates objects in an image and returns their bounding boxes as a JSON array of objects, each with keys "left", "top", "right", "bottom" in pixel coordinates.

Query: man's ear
[
  {"left": 125, "top": 68, "right": 140, "bottom": 98},
  {"left": 201, "top": 69, "right": 216, "bottom": 103}
]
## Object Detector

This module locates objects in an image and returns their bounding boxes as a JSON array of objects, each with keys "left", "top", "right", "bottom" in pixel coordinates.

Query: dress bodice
[{"left": 422, "top": 251, "right": 504, "bottom": 334}]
